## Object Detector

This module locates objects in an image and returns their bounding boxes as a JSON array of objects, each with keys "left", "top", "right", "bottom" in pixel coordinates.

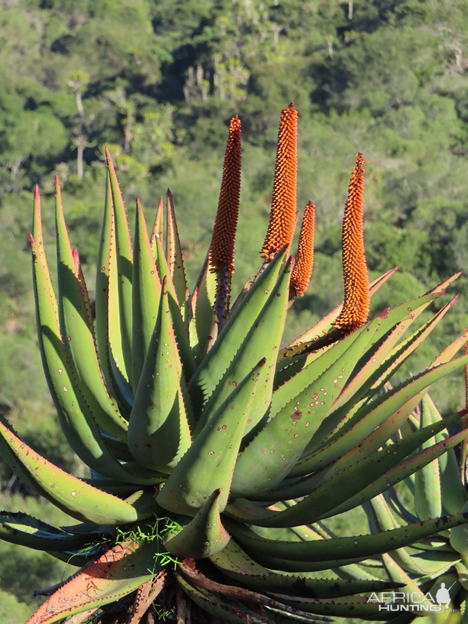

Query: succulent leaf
[
  {"left": 189, "top": 249, "right": 217, "bottom": 358},
  {"left": 325, "top": 427, "right": 468, "bottom": 519},
  {"left": 415, "top": 394, "right": 443, "bottom": 520},
  {"left": 0, "top": 512, "right": 93, "bottom": 552},
  {"left": 280, "top": 266, "right": 399, "bottom": 358},
  {"left": 95, "top": 169, "right": 133, "bottom": 410},
  {"left": 166, "top": 190, "right": 189, "bottom": 314},
  {"left": 55, "top": 177, "right": 128, "bottom": 440},
  {"left": 153, "top": 234, "right": 196, "bottom": 378},
  {"left": 31, "top": 234, "right": 141, "bottom": 481},
  {"left": 0, "top": 416, "right": 152, "bottom": 524},
  {"left": 128, "top": 285, "right": 193, "bottom": 473},
  {"left": 428, "top": 393, "right": 466, "bottom": 514},
  {"left": 265, "top": 593, "right": 386, "bottom": 619},
  {"left": 224, "top": 512, "right": 468, "bottom": 563},
  {"left": 195, "top": 256, "right": 292, "bottom": 439},
  {"left": 164, "top": 488, "right": 230, "bottom": 558},
  {"left": 209, "top": 539, "right": 400, "bottom": 599},
  {"left": 105, "top": 147, "right": 134, "bottom": 377},
  {"left": 189, "top": 247, "right": 286, "bottom": 411},
  {"left": 254, "top": 406, "right": 465, "bottom": 503},
  {"left": 299, "top": 355, "right": 468, "bottom": 479},
  {"left": 26, "top": 539, "right": 162, "bottom": 624},
  {"left": 150, "top": 196, "right": 164, "bottom": 256},
  {"left": 176, "top": 574, "right": 273, "bottom": 624},
  {"left": 157, "top": 358, "right": 266, "bottom": 515},
  {"left": 232, "top": 304, "right": 443, "bottom": 497},
  {"left": 131, "top": 197, "right": 162, "bottom": 391}
]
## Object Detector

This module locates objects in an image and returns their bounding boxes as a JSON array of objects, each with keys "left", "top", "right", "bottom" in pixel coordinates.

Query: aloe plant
[{"left": 2, "top": 104, "right": 468, "bottom": 624}]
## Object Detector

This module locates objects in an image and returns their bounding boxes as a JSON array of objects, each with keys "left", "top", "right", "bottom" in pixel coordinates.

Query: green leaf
[
  {"left": 157, "top": 358, "right": 266, "bottom": 515},
  {"left": 128, "top": 286, "right": 192, "bottom": 473},
  {"left": 30, "top": 233, "right": 158, "bottom": 484},
  {"left": 425, "top": 392, "right": 466, "bottom": 515},
  {"left": 153, "top": 235, "right": 196, "bottom": 378},
  {"left": 224, "top": 512, "right": 468, "bottom": 564},
  {"left": 252, "top": 405, "right": 464, "bottom": 503},
  {"left": 195, "top": 256, "right": 292, "bottom": 438},
  {"left": 302, "top": 292, "right": 444, "bottom": 457},
  {"left": 265, "top": 593, "right": 387, "bottom": 619},
  {"left": 54, "top": 177, "right": 128, "bottom": 440},
  {"left": 367, "top": 495, "right": 459, "bottom": 576},
  {"left": 189, "top": 250, "right": 217, "bottom": 359},
  {"left": 0, "top": 512, "right": 93, "bottom": 552},
  {"left": 225, "top": 424, "right": 468, "bottom": 528},
  {"left": 189, "top": 248, "right": 286, "bottom": 411},
  {"left": 131, "top": 197, "right": 162, "bottom": 391},
  {"left": 321, "top": 427, "right": 468, "bottom": 521},
  {"left": 319, "top": 294, "right": 455, "bottom": 443},
  {"left": 164, "top": 489, "right": 230, "bottom": 558},
  {"left": 95, "top": 168, "right": 132, "bottom": 411},
  {"left": 150, "top": 196, "right": 164, "bottom": 259},
  {"left": 415, "top": 394, "right": 442, "bottom": 520},
  {"left": 381, "top": 552, "right": 433, "bottom": 608},
  {"left": 166, "top": 190, "right": 189, "bottom": 317},
  {"left": 293, "top": 355, "right": 468, "bottom": 480},
  {"left": 231, "top": 302, "right": 436, "bottom": 498},
  {"left": 0, "top": 416, "right": 150, "bottom": 525},
  {"left": 209, "top": 539, "right": 400, "bottom": 599},
  {"left": 279, "top": 266, "right": 399, "bottom": 360},
  {"left": 106, "top": 147, "right": 134, "bottom": 378}
]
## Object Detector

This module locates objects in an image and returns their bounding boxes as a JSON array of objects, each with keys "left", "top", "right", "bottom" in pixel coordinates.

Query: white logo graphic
[
  {"left": 367, "top": 582, "right": 456, "bottom": 613},
  {"left": 435, "top": 583, "right": 451, "bottom": 608}
]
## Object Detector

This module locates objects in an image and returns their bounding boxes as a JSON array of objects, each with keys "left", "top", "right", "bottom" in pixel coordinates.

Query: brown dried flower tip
[
  {"left": 209, "top": 115, "right": 241, "bottom": 274},
  {"left": 261, "top": 102, "right": 298, "bottom": 259},
  {"left": 333, "top": 152, "right": 370, "bottom": 333},
  {"left": 291, "top": 202, "right": 315, "bottom": 297}
]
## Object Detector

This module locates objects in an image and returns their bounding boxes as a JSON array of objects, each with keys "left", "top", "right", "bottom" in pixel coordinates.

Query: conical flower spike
[
  {"left": 209, "top": 115, "right": 241, "bottom": 275},
  {"left": 333, "top": 152, "right": 370, "bottom": 333},
  {"left": 261, "top": 102, "right": 298, "bottom": 260},
  {"left": 209, "top": 115, "right": 241, "bottom": 332},
  {"left": 290, "top": 201, "right": 315, "bottom": 297}
]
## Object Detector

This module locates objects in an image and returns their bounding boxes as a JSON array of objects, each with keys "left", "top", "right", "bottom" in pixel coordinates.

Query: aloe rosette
[{"left": 2, "top": 105, "right": 468, "bottom": 624}]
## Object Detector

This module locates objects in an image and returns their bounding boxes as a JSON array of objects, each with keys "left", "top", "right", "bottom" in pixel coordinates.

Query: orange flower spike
[
  {"left": 209, "top": 115, "right": 242, "bottom": 274},
  {"left": 333, "top": 152, "right": 370, "bottom": 332},
  {"left": 291, "top": 201, "right": 315, "bottom": 297},
  {"left": 261, "top": 102, "right": 298, "bottom": 259}
]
